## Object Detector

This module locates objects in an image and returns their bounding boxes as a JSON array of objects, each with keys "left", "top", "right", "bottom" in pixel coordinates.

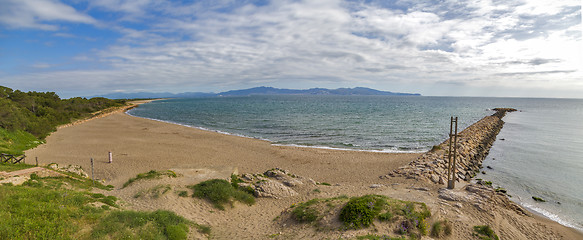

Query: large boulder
[{"left": 254, "top": 179, "right": 298, "bottom": 199}]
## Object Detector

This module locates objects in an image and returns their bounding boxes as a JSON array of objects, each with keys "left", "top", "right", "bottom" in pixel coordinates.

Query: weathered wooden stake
[
  {"left": 447, "top": 117, "right": 459, "bottom": 189},
  {"left": 91, "top": 158, "right": 94, "bottom": 187},
  {"left": 108, "top": 151, "right": 112, "bottom": 163},
  {"left": 35, "top": 157, "right": 38, "bottom": 166}
]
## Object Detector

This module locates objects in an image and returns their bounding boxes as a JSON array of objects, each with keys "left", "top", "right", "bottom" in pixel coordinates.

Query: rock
[
  {"left": 438, "top": 189, "right": 467, "bottom": 202},
  {"left": 48, "top": 163, "right": 59, "bottom": 170},
  {"left": 308, "top": 179, "right": 317, "bottom": 185},
  {"left": 370, "top": 184, "right": 384, "bottom": 188},
  {"left": 264, "top": 169, "right": 289, "bottom": 180},
  {"left": 430, "top": 174, "right": 440, "bottom": 183},
  {"left": 282, "top": 179, "right": 303, "bottom": 187},
  {"left": 414, "top": 187, "right": 429, "bottom": 191},
  {"left": 64, "top": 165, "right": 89, "bottom": 178},
  {"left": 254, "top": 179, "right": 297, "bottom": 199},
  {"left": 241, "top": 173, "right": 254, "bottom": 181}
]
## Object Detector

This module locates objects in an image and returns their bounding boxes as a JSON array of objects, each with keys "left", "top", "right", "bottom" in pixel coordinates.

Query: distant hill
[
  {"left": 217, "top": 87, "right": 420, "bottom": 96},
  {"left": 94, "top": 91, "right": 216, "bottom": 99},
  {"left": 93, "top": 87, "right": 420, "bottom": 99}
]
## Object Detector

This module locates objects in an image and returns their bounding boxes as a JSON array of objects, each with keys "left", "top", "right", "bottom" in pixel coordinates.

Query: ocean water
[{"left": 128, "top": 95, "right": 583, "bottom": 231}]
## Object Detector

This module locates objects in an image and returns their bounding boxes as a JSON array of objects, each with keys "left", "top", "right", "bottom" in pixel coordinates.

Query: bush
[
  {"left": 189, "top": 179, "right": 255, "bottom": 210},
  {"left": 340, "top": 195, "right": 385, "bottom": 229},
  {"left": 91, "top": 210, "right": 191, "bottom": 240},
  {"left": 291, "top": 199, "right": 320, "bottom": 222},
  {"left": 123, "top": 170, "right": 177, "bottom": 188},
  {"left": 431, "top": 220, "right": 453, "bottom": 237},
  {"left": 473, "top": 225, "right": 499, "bottom": 240},
  {"left": 165, "top": 224, "right": 189, "bottom": 240}
]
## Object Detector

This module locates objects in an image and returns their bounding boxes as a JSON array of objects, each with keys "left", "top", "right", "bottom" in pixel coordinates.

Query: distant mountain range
[{"left": 93, "top": 87, "right": 420, "bottom": 99}]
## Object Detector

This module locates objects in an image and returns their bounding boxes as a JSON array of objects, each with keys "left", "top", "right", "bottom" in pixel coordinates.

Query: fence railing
[{"left": 0, "top": 153, "right": 26, "bottom": 164}]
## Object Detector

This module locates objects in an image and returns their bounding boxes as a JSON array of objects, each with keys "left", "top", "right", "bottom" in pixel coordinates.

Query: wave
[{"left": 521, "top": 202, "right": 583, "bottom": 232}]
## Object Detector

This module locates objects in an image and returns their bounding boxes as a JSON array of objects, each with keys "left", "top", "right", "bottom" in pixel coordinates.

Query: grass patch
[
  {"left": 473, "top": 225, "right": 499, "bottom": 240},
  {"left": 0, "top": 128, "right": 43, "bottom": 155},
  {"left": 0, "top": 177, "right": 208, "bottom": 239},
  {"left": 23, "top": 174, "right": 113, "bottom": 191},
  {"left": 134, "top": 184, "right": 172, "bottom": 199},
  {"left": 0, "top": 162, "right": 36, "bottom": 172},
  {"left": 292, "top": 199, "right": 321, "bottom": 222},
  {"left": 430, "top": 220, "right": 452, "bottom": 238},
  {"left": 231, "top": 174, "right": 255, "bottom": 195},
  {"left": 189, "top": 179, "right": 255, "bottom": 210},
  {"left": 90, "top": 210, "right": 192, "bottom": 240},
  {"left": 123, "top": 170, "right": 177, "bottom": 188},
  {"left": 340, "top": 195, "right": 431, "bottom": 233},
  {"left": 317, "top": 182, "right": 332, "bottom": 186},
  {"left": 340, "top": 195, "right": 385, "bottom": 229},
  {"left": 290, "top": 194, "right": 431, "bottom": 238},
  {"left": 0, "top": 184, "right": 106, "bottom": 239},
  {"left": 356, "top": 234, "right": 408, "bottom": 240}
]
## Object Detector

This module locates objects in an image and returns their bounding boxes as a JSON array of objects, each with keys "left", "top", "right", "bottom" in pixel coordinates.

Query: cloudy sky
[{"left": 0, "top": 0, "right": 581, "bottom": 98}]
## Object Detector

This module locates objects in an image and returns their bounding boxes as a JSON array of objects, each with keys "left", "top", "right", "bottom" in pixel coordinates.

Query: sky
[{"left": 0, "top": 0, "right": 581, "bottom": 98}]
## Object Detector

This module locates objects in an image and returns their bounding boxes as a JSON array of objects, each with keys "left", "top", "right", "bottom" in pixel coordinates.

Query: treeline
[{"left": 1, "top": 86, "right": 126, "bottom": 154}]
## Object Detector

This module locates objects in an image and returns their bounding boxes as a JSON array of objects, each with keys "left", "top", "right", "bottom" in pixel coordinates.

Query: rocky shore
[{"left": 385, "top": 108, "right": 517, "bottom": 185}]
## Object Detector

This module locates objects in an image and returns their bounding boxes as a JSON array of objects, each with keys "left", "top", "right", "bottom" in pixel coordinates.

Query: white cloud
[
  {"left": 0, "top": 0, "right": 97, "bottom": 30},
  {"left": 1, "top": 0, "right": 581, "bottom": 98}
]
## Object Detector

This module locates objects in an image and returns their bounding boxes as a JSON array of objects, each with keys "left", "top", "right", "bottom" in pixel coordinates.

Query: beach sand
[{"left": 25, "top": 107, "right": 583, "bottom": 239}]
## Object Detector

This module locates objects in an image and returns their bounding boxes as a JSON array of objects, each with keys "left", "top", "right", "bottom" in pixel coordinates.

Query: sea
[{"left": 127, "top": 95, "right": 583, "bottom": 232}]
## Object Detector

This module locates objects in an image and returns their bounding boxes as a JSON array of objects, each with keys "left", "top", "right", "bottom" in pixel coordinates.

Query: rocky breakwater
[{"left": 385, "top": 108, "right": 517, "bottom": 184}]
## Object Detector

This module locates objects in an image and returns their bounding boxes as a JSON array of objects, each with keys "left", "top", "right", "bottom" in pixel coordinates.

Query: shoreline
[
  {"left": 24, "top": 102, "right": 583, "bottom": 239},
  {"left": 128, "top": 101, "right": 582, "bottom": 234},
  {"left": 126, "top": 100, "right": 428, "bottom": 154}
]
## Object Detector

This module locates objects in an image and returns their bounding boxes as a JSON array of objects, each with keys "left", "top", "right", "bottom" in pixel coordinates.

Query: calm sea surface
[{"left": 128, "top": 95, "right": 583, "bottom": 231}]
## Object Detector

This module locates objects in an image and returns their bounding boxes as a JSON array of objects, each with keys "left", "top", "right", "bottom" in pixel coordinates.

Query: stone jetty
[{"left": 385, "top": 108, "right": 517, "bottom": 184}]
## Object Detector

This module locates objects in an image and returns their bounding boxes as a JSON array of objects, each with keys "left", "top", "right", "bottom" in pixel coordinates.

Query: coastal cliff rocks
[
  {"left": 48, "top": 163, "right": 89, "bottom": 178},
  {"left": 438, "top": 183, "right": 529, "bottom": 217},
  {"left": 236, "top": 168, "right": 316, "bottom": 199},
  {"left": 385, "top": 108, "right": 517, "bottom": 185}
]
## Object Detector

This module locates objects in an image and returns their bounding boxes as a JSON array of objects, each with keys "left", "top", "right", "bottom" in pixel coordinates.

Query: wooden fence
[{"left": 0, "top": 153, "right": 26, "bottom": 164}]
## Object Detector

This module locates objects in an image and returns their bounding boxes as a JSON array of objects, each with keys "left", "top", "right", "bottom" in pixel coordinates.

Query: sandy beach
[{"left": 25, "top": 105, "right": 583, "bottom": 239}]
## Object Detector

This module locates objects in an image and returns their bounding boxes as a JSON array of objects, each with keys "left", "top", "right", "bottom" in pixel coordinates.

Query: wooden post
[
  {"left": 36, "top": 157, "right": 38, "bottom": 166},
  {"left": 108, "top": 151, "right": 112, "bottom": 163},
  {"left": 447, "top": 117, "right": 458, "bottom": 189},
  {"left": 91, "top": 158, "right": 94, "bottom": 187}
]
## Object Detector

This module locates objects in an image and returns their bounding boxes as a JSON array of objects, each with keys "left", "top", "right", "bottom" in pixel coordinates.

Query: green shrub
[
  {"left": 0, "top": 128, "right": 42, "bottom": 155},
  {"left": 356, "top": 234, "right": 408, "bottom": 240},
  {"left": 189, "top": 179, "right": 255, "bottom": 210},
  {"left": 431, "top": 220, "right": 452, "bottom": 237},
  {"left": 195, "top": 224, "right": 212, "bottom": 235},
  {"left": 91, "top": 210, "right": 191, "bottom": 239},
  {"left": 340, "top": 195, "right": 385, "bottom": 229},
  {"left": 473, "top": 225, "right": 499, "bottom": 240},
  {"left": 378, "top": 211, "right": 394, "bottom": 221},
  {"left": 165, "top": 224, "right": 189, "bottom": 240},
  {"left": 291, "top": 199, "right": 320, "bottom": 222},
  {"left": 123, "top": 170, "right": 177, "bottom": 188}
]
